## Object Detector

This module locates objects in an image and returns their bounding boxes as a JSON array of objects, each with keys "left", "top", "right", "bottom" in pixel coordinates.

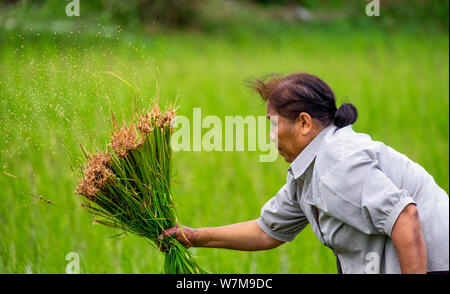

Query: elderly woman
[{"left": 161, "top": 73, "right": 449, "bottom": 274}]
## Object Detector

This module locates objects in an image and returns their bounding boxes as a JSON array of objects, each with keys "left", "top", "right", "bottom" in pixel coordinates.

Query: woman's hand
[{"left": 158, "top": 224, "right": 196, "bottom": 252}]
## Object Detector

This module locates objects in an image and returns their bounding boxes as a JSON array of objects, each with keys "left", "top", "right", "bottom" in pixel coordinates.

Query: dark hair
[{"left": 248, "top": 72, "right": 357, "bottom": 129}]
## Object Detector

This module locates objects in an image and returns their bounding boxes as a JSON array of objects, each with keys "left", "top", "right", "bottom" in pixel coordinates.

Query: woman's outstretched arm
[{"left": 159, "top": 220, "right": 284, "bottom": 251}]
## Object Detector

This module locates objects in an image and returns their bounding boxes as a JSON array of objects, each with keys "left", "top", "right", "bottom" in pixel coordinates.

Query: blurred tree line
[{"left": 0, "top": 0, "right": 448, "bottom": 33}]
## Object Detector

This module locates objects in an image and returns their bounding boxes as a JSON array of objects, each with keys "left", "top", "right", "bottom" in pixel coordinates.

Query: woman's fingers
[
  {"left": 157, "top": 225, "right": 181, "bottom": 252},
  {"left": 158, "top": 227, "right": 176, "bottom": 240},
  {"left": 157, "top": 224, "right": 193, "bottom": 250}
]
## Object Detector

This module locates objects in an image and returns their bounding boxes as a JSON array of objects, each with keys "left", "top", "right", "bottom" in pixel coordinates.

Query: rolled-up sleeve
[
  {"left": 318, "top": 153, "right": 416, "bottom": 237},
  {"left": 257, "top": 184, "right": 309, "bottom": 242}
]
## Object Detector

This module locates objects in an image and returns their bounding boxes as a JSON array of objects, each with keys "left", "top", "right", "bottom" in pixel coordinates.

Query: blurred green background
[{"left": 0, "top": 0, "right": 448, "bottom": 274}]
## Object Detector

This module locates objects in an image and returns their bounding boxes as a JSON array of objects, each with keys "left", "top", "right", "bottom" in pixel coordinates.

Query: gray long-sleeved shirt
[{"left": 257, "top": 124, "right": 449, "bottom": 273}]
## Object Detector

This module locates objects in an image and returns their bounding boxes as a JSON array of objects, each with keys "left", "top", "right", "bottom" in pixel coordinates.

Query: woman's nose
[{"left": 270, "top": 131, "right": 278, "bottom": 144}]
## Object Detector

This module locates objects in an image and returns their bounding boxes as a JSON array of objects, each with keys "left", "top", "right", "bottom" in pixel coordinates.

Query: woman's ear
[{"left": 297, "top": 112, "right": 313, "bottom": 135}]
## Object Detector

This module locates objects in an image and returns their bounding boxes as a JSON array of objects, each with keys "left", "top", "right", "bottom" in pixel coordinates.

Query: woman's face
[{"left": 267, "top": 103, "right": 320, "bottom": 163}]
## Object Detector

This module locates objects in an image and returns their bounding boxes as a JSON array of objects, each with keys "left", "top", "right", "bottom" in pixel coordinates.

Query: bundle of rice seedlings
[{"left": 75, "top": 103, "right": 206, "bottom": 274}]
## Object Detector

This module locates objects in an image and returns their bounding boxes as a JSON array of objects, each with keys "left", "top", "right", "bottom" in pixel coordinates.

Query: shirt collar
[{"left": 288, "top": 124, "right": 336, "bottom": 179}]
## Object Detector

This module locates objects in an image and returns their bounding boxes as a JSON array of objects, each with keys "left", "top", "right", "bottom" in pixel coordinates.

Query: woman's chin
[{"left": 280, "top": 153, "right": 292, "bottom": 163}]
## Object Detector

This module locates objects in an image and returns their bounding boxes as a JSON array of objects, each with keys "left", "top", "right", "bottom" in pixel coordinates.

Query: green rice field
[{"left": 0, "top": 25, "right": 448, "bottom": 273}]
